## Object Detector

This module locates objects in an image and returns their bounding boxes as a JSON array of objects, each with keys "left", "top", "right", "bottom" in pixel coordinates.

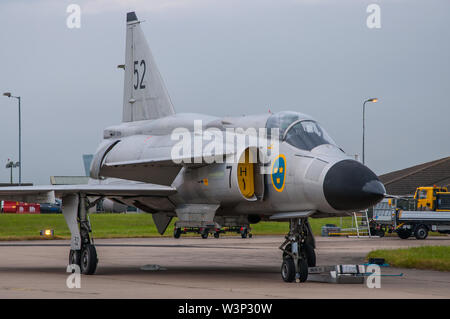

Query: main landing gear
[
  {"left": 279, "top": 218, "right": 316, "bottom": 283},
  {"left": 65, "top": 193, "right": 99, "bottom": 275}
]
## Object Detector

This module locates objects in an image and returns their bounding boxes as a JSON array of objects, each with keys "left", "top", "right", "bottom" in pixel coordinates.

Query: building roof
[{"left": 379, "top": 156, "right": 450, "bottom": 195}]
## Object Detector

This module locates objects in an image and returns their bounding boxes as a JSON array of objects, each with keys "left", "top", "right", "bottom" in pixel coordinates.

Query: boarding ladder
[
  {"left": 352, "top": 210, "right": 372, "bottom": 237},
  {"left": 340, "top": 210, "right": 372, "bottom": 237}
]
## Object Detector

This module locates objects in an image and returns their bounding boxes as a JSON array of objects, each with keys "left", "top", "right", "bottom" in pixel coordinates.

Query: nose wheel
[
  {"left": 279, "top": 218, "right": 315, "bottom": 283},
  {"left": 281, "top": 257, "right": 308, "bottom": 283}
]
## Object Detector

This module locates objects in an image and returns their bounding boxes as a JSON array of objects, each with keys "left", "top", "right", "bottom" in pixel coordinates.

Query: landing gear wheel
[
  {"left": 241, "top": 229, "right": 248, "bottom": 238},
  {"left": 69, "top": 249, "right": 81, "bottom": 266},
  {"left": 304, "top": 243, "right": 316, "bottom": 267},
  {"left": 280, "top": 218, "right": 313, "bottom": 283},
  {"left": 397, "top": 229, "right": 411, "bottom": 239},
  {"left": 80, "top": 244, "right": 98, "bottom": 275},
  {"left": 214, "top": 232, "right": 220, "bottom": 239},
  {"left": 201, "top": 231, "right": 208, "bottom": 239},
  {"left": 174, "top": 228, "right": 181, "bottom": 239},
  {"left": 281, "top": 257, "right": 308, "bottom": 283},
  {"left": 414, "top": 226, "right": 428, "bottom": 240},
  {"left": 281, "top": 257, "right": 295, "bottom": 282}
]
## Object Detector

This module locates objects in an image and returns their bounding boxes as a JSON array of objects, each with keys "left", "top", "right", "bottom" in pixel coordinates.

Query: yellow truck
[
  {"left": 371, "top": 186, "right": 450, "bottom": 239},
  {"left": 414, "top": 186, "right": 450, "bottom": 211}
]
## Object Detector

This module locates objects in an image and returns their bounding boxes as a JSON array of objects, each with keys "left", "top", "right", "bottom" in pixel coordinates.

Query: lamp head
[{"left": 3, "top": 92, "right": 11, "bottom": 98}]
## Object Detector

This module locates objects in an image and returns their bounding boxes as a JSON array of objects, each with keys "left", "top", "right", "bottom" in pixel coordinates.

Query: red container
[
  {"left": 17, "top": 202, "right": 41, "bottom": 214},
  {"left": 1, "top": 201, "right": 40, "bottom": 214},
  {"left": 1, "top": 201, "right": 19, "bottom": 213}
]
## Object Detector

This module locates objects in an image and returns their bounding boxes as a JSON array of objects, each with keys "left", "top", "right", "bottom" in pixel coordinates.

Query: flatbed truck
[{"left": 370, "top": 186, "right": 450, "bottom": 239}]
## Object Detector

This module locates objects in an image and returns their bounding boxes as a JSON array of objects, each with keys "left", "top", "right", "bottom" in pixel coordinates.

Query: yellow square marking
[
  {"left": 203, "top": 178, "right": 208, "bottom": 186},
  {"left": 274, "top": 167, "right": 278, "bottom": 173},
  {"left": 279, "top": 167, "right": 283, "bottom": 173},
  {"left": 277, "top": 178, "right": 280, "bottom": 184}
]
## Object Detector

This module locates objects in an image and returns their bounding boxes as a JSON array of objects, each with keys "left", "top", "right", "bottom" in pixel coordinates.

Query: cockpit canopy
[{"left": 266, "top": 111, "right": 337, "bottom": 151}]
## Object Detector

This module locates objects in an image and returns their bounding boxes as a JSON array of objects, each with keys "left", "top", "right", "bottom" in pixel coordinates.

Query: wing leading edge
[{"left": 0, "top": 184, "right": 176, "bottom": 203}]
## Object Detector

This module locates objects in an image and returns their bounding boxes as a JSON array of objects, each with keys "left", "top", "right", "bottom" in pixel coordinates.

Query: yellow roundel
[{"left": 271, "top": 154, "right": 286, "bottom": 192}]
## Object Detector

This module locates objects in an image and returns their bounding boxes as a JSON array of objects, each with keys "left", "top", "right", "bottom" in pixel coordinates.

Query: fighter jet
[{"left": 0, "top": 12, "right": 385, "bottom": 283}]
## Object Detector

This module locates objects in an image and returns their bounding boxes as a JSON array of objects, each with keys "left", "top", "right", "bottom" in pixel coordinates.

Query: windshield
[
  {"left": 284, "top": 120, "right": 337, "bottom": 151},
  {"left": 266, "top": 111, "right": 305, "bottom": 138}
]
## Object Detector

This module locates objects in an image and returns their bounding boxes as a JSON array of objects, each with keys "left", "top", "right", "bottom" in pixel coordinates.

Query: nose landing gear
[{"left": 279, "top": 218, "right": 315, "bottom": 283}]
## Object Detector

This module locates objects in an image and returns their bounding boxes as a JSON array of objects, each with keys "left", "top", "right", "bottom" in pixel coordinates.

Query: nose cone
[{"left": 323, "top": 160, "right": 385, "bottom": 211}]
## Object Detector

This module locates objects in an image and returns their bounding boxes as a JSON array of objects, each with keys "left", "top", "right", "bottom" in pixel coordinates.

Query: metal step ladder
[
  {"left": 352, "top": 210, "right": 372, "bottom": 237},
  {"left": 340, "top": 210, "right": 372, "bottom": 238}
]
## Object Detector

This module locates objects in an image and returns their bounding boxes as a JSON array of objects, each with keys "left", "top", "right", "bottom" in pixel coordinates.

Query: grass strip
[
  {"left": 367, "top": 246, "right": 450, "bottom": 272},
  {"left": 0, "top": 214, "right": 356, "bottom": 240}
]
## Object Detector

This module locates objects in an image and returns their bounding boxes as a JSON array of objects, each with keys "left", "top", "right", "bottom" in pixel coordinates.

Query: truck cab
[{"left": 414, "top": 186, "right": 449, "bottom": 211}]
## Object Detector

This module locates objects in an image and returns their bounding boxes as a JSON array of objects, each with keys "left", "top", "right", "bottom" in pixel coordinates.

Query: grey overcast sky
[{"left": 0, "top": 0, "right": 449, "bottom": 185}]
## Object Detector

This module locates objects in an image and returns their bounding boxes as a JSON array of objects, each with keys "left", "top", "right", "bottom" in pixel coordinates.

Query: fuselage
[{"left": 91, "top": 111, "right": 385, "bottom": 219}]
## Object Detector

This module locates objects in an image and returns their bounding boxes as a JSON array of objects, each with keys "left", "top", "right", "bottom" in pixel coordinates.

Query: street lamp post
[
  {"left": 3, "top": 92, "right": 22, "bottom": 185},
  {"left": 5, "top": 160, "right": 19, "bottom": 184},
  {"left": 362, "top": 98, "right": 378, "bottom": 165}
]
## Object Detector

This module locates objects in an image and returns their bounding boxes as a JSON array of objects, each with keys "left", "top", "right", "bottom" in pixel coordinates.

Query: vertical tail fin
[{"left": 122, "top": 12, "right": 175, "bottom": 122}]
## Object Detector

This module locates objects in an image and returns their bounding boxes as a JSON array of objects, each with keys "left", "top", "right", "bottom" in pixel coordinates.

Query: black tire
[
  {"left": 397, "top": 229, "right": 411, "bottom": 239},
  {"left": 241, "top": 232, "right": 247, "bottom": 239},
  {"left": 80, "top": 244, "right": 98, "bottom": 275},
  {"left": 173, "top": 228, "right": 181, "bottom": 239},
  {"left": 214, "top": 232, "right": 220, "bottom": 238},
  {"left": 298, "top": 258, "right": 309, "bottom": 283},
  {"left": 248, "top": 233, "right": 253, "bottom": 238},
  {"left": 201, "top": 232, "right": 208, "bottom": 239},
  {"left": 69, "top": 249, "right": 81, "bottom": 266},
  {"left": 376, "top": 229, "right": 385, "bottom": 238},
  {"left": 414, "top": 226, "right": 428, "bottom": 240},
  {"left": 281, "top": 257, "right": 296, "bottom": 282}
]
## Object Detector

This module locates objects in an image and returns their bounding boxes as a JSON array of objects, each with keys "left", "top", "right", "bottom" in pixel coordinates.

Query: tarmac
[{"left": 0, "top": 235, "right": 449, "bottom": 298}]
